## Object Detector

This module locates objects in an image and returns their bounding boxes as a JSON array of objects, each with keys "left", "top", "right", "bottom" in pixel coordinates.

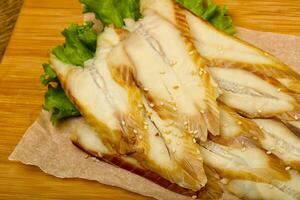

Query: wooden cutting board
[{"left": 0, "top": 0, "right": 299, "bottom": 199}]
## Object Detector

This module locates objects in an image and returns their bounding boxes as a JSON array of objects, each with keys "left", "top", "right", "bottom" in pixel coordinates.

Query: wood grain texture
[{"left": 0, "top": 0, "right": 299, "bottom": 199}]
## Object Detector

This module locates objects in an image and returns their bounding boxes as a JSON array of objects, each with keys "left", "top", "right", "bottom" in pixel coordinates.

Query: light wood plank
[{"left": 0, "top": 0, "right": 299, "bottom": 199}]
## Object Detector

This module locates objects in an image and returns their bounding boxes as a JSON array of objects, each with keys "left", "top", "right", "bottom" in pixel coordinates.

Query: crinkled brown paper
[{"left": 9, "top": 28, "right": 300, "bottom": 200}]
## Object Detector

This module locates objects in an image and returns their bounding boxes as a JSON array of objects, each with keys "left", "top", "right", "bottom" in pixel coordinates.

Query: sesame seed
[
  {"left": 285, "top": 166, "right": 291, "bottom": 171},
  {"left": 138, "top": 135, "right": 143, "bottom": 139},
  {"left": 173, "top": 107, "right": 177, "bottom": 111},
  {"left": 200, "top": 110, "right": 205, "bottom": 114},
  {"left": 237, "top": 121, "right": 242, "bottom": 125},
  {"left": 193, "top": 138, "right": 197, "bottom": 143},
  {"left": 220, "top": 178, "right": 229, "bottom": 185},
  {"left": 144, "top": 125, "right": 148, "bottom": 130},
  {"left": 133, "top": 129, "right": 138, "bottom": 134},
  {"left": 295, "top": 115, "right": 299, "bottom": 120},
  {"left": 144, "top": 88, "right": 149, "bottom": 92},
  {"left": 241, "top": 141, "right": 245, "bottom": 145},
  {"left": 277, "top": 88, "right": 282, "bottom": 92},
  {"left": 259, "top": 126, "right": 263, "bottom": 130},
  {"left": 149, "top": 103, "right": 155, "bottom": 108},
  {"left": 266, "top": 151, "right": 272, "bottom": 155},
  {"left": 192, "top": 195, "right": 197, "bottom": 199},
  {"left": 138, "top": 104, "right": 143, "bottom": 108},
  {"left": 257, "top": 109, "right": 262, "bottom": 114},
  {"left": 193, "top": 130, "right": 198, "bottom": 134},
  {"left": 160, "top": 102, "right": 164, "bottom": 106},
  {"left": 253, "top": 136, "right": 258, "bottom": 140},
  {"left": 189, "top": 51, "right": 195, "bottom": 55},
  {"left": 241, "top": 147, "right": 246, "bottom": 152},
  {"left": 222, "top": 123, "right": 228, "bottom": 128},
  {"left": 170, "top": 60, "right": 177, "bottom": 66},
  {"left": 121, "top": 120, "right": 126, "bottom": 126},
  {"left": 184, "top": 121, "right": 189, "bottom": 125}
]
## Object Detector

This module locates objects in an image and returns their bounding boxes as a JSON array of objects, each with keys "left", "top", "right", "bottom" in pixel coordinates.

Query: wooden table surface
[{"left": 0, "top": 0, "right": 299, "bottom": 199}]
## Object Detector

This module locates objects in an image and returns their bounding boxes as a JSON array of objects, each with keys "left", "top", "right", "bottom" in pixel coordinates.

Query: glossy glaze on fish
[
  {"left": 51, "top": 27, "right": 207, "bottom": 191},
  {"left": 124, "top": 11, "right": 219, "bottom": 141}
]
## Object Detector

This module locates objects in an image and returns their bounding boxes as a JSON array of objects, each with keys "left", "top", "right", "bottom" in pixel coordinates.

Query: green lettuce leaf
[
  {"left": 176, "top": 0, "right": 236, "bottom": 35},
  {"left": 80, "top": 0, "right": 141, "bottom": 28},
  {"left": 52, "top": 22, "right": 97, "bottom": 67},
  {"left": 41, "top": 63, "right": 81, "bottom": 124}
]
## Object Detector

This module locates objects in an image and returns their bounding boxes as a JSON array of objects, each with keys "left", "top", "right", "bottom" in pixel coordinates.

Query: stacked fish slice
[{"left": 48, "top": 0, "right": 300, "bottom": 199}]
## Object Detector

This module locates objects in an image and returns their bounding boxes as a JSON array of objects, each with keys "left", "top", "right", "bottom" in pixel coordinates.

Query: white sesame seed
[
  {"left": 144, "top": 125, "right": 148, "bottom": 130},
  {"left": 266, "top": 151, "right": 272, "bottom": 155},
  {"left": 271, "top": 147, "right": 275, "bottom": 150},
  {"left": 277, "top": 88, "right": 282, "bottom": 92},
  {"left": 220, "top": 178, "right": 229, "bottom": 185},
  {"left": 295, "top": 115, "right": 299, "bottom": 120},
  {"left": 144, "top": 88, "right": 149, "bottom": 92},
  {"left": 189, "top": 51, "right": 195, "bottom": 55},
  {"left": 173, "top": 107, "right": 177, "bottom": 111},
  {"left": 253, "top": 136, "right": 258, "bottom": 140},
  {"left": 200, "top": 110, "right": 205, "bottom": 114},
  {"left": 257, "top": 109, "right": 262, "bottom": 114},
  {"left": 237, "top": 121, "right": 242, "bottom": 125},
  {"left": 137, "top": 104, "right": 143, "bottom": 108},
  {"left": 193, "top": 138, "right": 197, "bottom": 143},
  {"left": 160, "top": 102, "right": 164, "bottom": 106},
  {"left": 184, "top": 121, "right": 189, "bottom": 125},
  {"left": 192, "top": 195, "right": 197, "bottom": 199},
  {"left": 193, "top": 130, "right": 198, "bottom": 134},
  {"left": 285, "top": 166, "right": 291, "bottom": 171},
  {"left": 170, "top": 60, "right": 177, "bottom": 66},
  {"left": 241, "top": 141, "right": 245, "bottom": 145},
  {"left": 138, "top": 135, "right": 143, "bottom": 139},
  {"left": 121, "top": 120, "right": 126, "bottom": 126},
  {"left": 149, "top": 103, "right": 155, "bottom": 108},
  {"left": 133, "top": 129, "right": 138, "bottom": 134}
]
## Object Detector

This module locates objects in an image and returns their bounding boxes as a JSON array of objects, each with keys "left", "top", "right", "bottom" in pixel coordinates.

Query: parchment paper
[{"left": 9, "top": 28, "right": 300, "bottom": 200}]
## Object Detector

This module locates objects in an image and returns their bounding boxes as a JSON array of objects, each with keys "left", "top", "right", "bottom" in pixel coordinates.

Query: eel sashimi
[
  {"left": 184, "top": 11, "right": 300, "bottom": 94},
  {"left": 253, "top": 119, "right": 300, "bottom": 171},
  {"left": 184, "top": 10, "right": 300, "bottom": 121},
  {"left": 107, "top": 40, "right": 207, "bottom": 190},
  {"left": 71, "top": 117, "right": 224, "bottom": 199},
  {"left": 124, "top": 11, "right": 219, "bottom": 141},
  {"left": 140, "top": 0, "right": 300, "bottom": 121},
  {"left": 51, "top": 27, "right": 206, "bottom": 191},
  {"left": 227, "top": 169, "right": 300, "bottom": 200}
]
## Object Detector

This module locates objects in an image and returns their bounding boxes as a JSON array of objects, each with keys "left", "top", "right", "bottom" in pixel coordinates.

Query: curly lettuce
[
  {"left": 80, "top": 0, "right": 141, "bottom": 28},
  {"left": 40, "top": 64, "right": 81, "bottom": 124},
  {"left": 176, "top": 0, "right": 235, "bottom": 34},
  {"left": 52, "top": 22, "right": 97, "bottom": 67}
]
